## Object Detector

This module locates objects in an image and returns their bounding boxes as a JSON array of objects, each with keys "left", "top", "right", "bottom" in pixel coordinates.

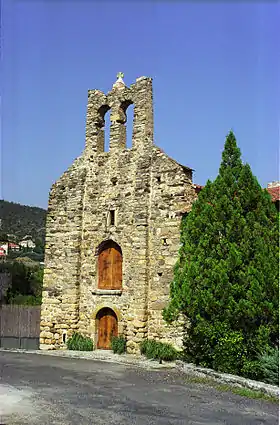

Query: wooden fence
[{"left": 0, "top": 304, "right": 41, "bottom": 349}]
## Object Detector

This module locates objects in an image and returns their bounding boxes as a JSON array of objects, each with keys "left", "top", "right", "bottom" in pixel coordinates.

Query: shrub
[
  {"left": 140, "top": 339, "right": 159, "bottom": 359},
  {"left": 67, "top": 332, "right": 93, "bottom": 351},
  {"left": 140, "top": 339, "right": 178, "bottom": 361},
  {"left": 212, "top": 329, "right": 245, "bottom": 374},
  {"left": 240, "top": 359, "right": 264, "bottom": 382},
  {"left": 258, "top": 347, "right": 279, "bottom": 386},
  {"left": 111, "top": 335, "right": 126, "bottom": 354}
]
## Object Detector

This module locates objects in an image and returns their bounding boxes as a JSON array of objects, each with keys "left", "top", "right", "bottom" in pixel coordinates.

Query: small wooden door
[{"left": 97, "top": 308, "right": 118, "bottom": 349}]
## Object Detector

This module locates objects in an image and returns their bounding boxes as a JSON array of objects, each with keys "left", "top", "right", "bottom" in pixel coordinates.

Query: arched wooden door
[
  {"left": 98, "top": 241, "right": 122, "bottom": 290},
  {"left": 97, "top": 308, "right": 118, "bottom": 349}
]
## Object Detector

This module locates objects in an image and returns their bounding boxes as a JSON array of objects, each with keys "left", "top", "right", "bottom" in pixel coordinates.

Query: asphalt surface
[{"left": 0, "top": 352, "right": 278, "bottom": 425}]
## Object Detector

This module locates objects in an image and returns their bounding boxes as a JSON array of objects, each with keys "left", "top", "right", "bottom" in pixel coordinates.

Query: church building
[{"left": 40, "top": 74, "right": 197, "bottom": 353}]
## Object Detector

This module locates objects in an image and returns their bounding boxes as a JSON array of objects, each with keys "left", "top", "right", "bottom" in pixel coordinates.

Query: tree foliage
[
  {"left": 0, "top": 260, "right": 44, "bottom": 305},
  {"left": 164, "top": 131, "right": 279, "bottom": 378},
  {"left": 0, "top": 200, "right": 46, "bottom": 241}
]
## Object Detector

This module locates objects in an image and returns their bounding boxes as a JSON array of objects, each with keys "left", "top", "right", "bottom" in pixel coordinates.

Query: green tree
[
  {"left": 0, "top": 232, "right": 8, "bottom": 241},
  {"left": 164, "top": 131, "right": 279, "bottom": 378},
  {"left": 30, "top": 266, "right": 44, "bottom": 298},
  {"left": 1, "top": 260, "right": 43, "bottom": 305},
  {"left": 34, "top": 237, "right": 45, "bottom": 255},
  {"left": 3, "top": 261, "right": 32, "bottom": 303}
]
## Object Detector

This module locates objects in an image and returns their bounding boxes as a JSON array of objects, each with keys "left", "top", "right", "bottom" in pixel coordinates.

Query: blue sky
[{"left": 2, "top": 1, "right": 279, "bottom": 209}]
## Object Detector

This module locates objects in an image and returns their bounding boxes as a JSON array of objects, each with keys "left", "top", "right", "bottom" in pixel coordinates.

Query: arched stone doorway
[{"left": 96, "top": 307, "right": 118, "bottom": 349}]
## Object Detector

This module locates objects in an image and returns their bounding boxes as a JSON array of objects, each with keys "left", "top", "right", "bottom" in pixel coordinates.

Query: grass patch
[
  {"left": 218, "top": 385, "right": 278, "bottom": 403},
  {"left": 184, "top": 375, "right": 278, "bottom": 403}
]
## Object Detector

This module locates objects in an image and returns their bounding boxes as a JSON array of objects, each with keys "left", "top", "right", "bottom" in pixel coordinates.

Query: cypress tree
[{"left": 164, "top": 131, "right": 279, "bottom": 377}]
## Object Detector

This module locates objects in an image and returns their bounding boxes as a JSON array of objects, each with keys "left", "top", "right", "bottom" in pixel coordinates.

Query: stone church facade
[{"left": 40, "top": 75, "right": 197, "bottom": 353}]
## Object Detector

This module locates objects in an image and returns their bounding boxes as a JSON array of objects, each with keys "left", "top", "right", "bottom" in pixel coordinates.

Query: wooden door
[
  {"left": 97, "top": 308, "right": 118, "bottom": 349},
  {"left": 98, "top": 242, "right": 122, "bottom": 289}
]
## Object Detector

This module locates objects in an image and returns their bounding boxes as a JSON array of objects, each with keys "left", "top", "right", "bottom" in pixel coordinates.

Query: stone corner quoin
[{"left": 40, "top": 74, "right": 197, "bottom": 354}]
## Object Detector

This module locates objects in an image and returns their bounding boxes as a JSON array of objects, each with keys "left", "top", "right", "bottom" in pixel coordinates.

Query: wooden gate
[
  {"left": 97, "top": 308, "right": 118, "bottom": 349},
  {"left": 0, "top": 304, "right": 41, "bottom": 349}
]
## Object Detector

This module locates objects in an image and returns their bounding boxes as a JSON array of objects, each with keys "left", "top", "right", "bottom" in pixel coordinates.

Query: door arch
[{"left": 96, "top": 307, "right": 118, "bottom": 349}]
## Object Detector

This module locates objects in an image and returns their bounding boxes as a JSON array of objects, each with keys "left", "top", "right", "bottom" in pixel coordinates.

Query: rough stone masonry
[{"left": 40, "top": 74, "right": 197, "bottom": 353}]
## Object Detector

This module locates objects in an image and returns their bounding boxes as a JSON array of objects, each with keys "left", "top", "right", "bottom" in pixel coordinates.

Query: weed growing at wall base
[
  {"left": 111, "top": 335, "right": 127, "bottom": 354},
  {"left": 67, "top": 332, "right": 93, "bottom": 351},
  {"left": 140, "top": 339, "right": 178, "bottom": 361}
]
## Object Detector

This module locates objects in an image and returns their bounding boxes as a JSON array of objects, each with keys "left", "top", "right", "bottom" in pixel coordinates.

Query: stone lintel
[{"left": 92, "top": 289, "right": 123, "bottom": 296}]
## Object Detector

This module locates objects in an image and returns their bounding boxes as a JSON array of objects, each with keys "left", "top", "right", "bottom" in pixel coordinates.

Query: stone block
[
  {"left": 41, "top": 321, "right": 54, "bottom": 327},
  {"left": 40, "top": 326, "right": 50, "bottom": 332},
  {"left": 54, "top": 324, "right": 69, "bottom": 329},
  {"left": 133, "top": 320, "right": 147, "bottom": 329},
  {"left": 40, "top": 331, "right": 53, "bottom": 339},
  {"left": 40, "top": 344, "right": 55, "bottom": 351},
  {"left": 150, "top": 301, "right": 167, "bottom": 310}
]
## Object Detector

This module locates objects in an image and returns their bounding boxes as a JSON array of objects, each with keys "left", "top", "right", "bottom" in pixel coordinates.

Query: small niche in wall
[
  {"left": 109, "top": 210, "right": 115, "bottom": 226},
  {"left": 62, "top": 332, "right": 67, "bottom": 344},
  {"left": 111, "top": 177, "right": 117, "bottom": 186},
  {"left": 161, "top": 238, "right": 168, "bottom": 246},
  {"left": 158, "top": 271, "right": 163, "bottom": 277},
  {"left": 156, "top": 176, "right": 161, "bottom": 183}
]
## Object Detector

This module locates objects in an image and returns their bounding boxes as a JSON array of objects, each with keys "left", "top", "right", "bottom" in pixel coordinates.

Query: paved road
[{"left": 0, "top": 352, "right": 278, "bottom": 425}]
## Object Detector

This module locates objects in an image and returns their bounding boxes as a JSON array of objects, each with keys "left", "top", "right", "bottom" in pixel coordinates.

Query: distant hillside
[{"left": 0, "top": 200, "right": 47, "bottom": 241}]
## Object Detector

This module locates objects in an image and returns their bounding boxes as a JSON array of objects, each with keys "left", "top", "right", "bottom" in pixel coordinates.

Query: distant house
[
  {"left": 0, "top": 242, "right": 8, "bottom": 255},
  {"left": 193, "top": 184, "right": 204, "bottom": 195},
  {"left": 8, "top": 242, "right": 20, "bottom": 251},
  {"left": 19, "top": 239, "right": 36, "bottom": 249},
  {"left": 267, "top": 181, "right": 280, "bottom": 211}
]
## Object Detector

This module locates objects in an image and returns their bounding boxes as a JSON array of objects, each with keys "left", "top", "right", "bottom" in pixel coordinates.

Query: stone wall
[
  {"left": 40, "top": 158, "right": 86, "bottom": 349},
  {"left": 40, "top": 75, "right": 197, "bottom": 352},
  {"left": 147, "top": 148, "right": 194, "bottom": 348}
]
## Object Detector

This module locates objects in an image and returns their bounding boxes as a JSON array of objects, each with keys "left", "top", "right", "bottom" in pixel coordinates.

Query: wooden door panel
[
  {"left": 98, "top": 248, "right": 113, "bottom": 289},
  {"left": 112, "top": 247, "right": 122, "bottom": 289},
  {"left": 97, "top": 309, "right": 118, "bottom": 349},
  {"left": 97, "top": 315, "right": 107, "bottom": 349}
]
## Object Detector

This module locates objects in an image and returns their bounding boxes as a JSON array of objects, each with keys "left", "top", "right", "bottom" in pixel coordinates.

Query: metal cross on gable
[{"left": 117, "top": 72, "right": 124, "bottom": 79}]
